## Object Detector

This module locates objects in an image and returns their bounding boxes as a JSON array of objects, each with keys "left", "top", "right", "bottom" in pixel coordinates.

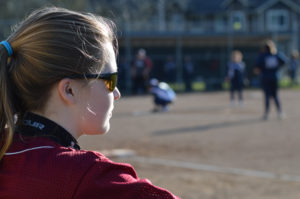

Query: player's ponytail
[
  {"left": 0, "top": 42, "right": 15, "bottom": 160},
  {"left": 264, "top": 40, "right": 277, "bottom": 55}
]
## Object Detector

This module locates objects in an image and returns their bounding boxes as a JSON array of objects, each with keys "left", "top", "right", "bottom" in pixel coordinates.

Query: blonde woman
[
  {"left": 227, "top": 50, "right": 246, "bottom": 107},
  {"left": 0, "top": 7, "right": 179, "bottom": 199},
  {"left": 255, "top": 40, "right": 286, "bottom": 120}
]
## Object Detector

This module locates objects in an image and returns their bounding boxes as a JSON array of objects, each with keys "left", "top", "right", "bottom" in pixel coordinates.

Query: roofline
[
  {"left": 222, "top": 0, "right": 248, "bottom": 8},
  {"left": 256, "top": 0, "right": 300, "bottom": 14}
]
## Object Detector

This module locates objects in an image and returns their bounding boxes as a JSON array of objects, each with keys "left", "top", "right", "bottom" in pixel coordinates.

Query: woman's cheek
[{"left": 79, "top": 83, "right": 114, "bottom": 135}]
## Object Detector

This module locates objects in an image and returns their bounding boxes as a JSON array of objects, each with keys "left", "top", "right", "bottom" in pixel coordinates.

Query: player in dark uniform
[
  {"left": 255, "top": 40, "right": 287, "bottom": 120},
  {"left": 227, "top": 50, "right": 246, "bottom": 107},
  {"left": 288, "top": 50, "right": 299, "bottom": 86},
  {"left": 131, "top": 48, "right": 152, "bottom": 94}
]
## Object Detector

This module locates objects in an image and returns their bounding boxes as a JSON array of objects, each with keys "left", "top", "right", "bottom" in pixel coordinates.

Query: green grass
[
  {"left": 279, "top": 77, "right": 300, "bottom": 89},
  {"left": 168, "top": 77, "right": 300, "bottom": 92},
  {"left": 169, "top": 82, "right": 205, "bottom": 92}
]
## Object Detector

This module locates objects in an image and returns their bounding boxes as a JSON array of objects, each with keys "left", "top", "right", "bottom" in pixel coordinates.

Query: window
[
  {"left": 187, "top": 16, "right": 205, "bottom": 33},
  {"left": 230, "top": 11, "right": 246, "bottom": 31},
  {"left": 215, "top": 15, "right": 227, "bottom": 32},
  {"left": 169, "top": 13, "right": 184, "bottom": 31},
  {"left": 266, "top": 9, "right": 289, "bottom": 31}
]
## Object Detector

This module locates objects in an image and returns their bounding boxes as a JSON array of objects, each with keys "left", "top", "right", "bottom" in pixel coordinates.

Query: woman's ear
[{"left": 57, "top": 78, "right": 77, "bottom": 105}]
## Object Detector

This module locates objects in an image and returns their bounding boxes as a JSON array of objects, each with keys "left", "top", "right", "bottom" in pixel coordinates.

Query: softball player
[{"left": 0, "top": 7, "right": 180, "bottom": 199}]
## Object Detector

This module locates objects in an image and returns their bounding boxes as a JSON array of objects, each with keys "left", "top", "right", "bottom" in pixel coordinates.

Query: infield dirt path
[{"left": 79, "top": 89, "right": 300, "bottom": 199}]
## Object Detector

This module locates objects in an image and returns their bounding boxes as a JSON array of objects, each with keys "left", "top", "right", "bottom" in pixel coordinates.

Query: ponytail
[{"left": 0, "top": 42, "right": 15, "bottom": 160}]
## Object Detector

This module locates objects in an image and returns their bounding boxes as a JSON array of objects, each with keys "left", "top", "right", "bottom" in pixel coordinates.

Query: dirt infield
[{"left": 79, "top": 89, "right": 300, "bottom": 199}]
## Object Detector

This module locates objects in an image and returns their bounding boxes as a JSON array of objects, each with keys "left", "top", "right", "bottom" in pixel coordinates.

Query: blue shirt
[
  {"left": 289, "top": 59, "right": 298, "bottom": 71},
  {"left": 256, "top": 52, "right": 286, "bottom": 80},
  {"left": 150, "top": 82, "right": 176, "bottom": 102},
  {"left": 227, "top": 61, "right": 245, "bottom": 82}
]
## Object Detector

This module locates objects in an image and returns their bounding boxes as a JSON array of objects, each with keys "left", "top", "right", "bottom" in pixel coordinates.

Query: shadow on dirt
[{"left": 152, "top": 118, "right": 262, "bottom": 136}]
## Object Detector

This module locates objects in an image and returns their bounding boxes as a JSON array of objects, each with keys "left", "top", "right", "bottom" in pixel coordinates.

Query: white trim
[
  {"left": 4, "top": 146, "right": 54, "bottom": 156},
  {"left": 257, "top": 0, "right": 300, "bottom": 14}
]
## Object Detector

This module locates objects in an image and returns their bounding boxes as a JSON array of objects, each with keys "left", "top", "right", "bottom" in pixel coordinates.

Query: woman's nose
[{"left": 113, "top": 87, "right": 121, "bottom": 100}]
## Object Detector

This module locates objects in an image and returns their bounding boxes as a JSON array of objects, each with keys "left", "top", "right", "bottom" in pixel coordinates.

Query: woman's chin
[
  {"left": 83, "top": 125, "right": 110, "bottom": 135},
  {"left": 98, "top": 124, "right": 110, "bottom": 135}
]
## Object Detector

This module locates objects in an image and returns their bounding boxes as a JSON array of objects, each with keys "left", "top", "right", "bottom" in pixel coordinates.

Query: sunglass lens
[{"left": 104, "top": 73, "right": 117, "bottom": 92}]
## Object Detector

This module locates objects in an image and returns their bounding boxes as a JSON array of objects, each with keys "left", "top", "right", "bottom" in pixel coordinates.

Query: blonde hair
[
  {"left": 231, "top": 50, "right": 243, "bottom": 63},
  {"left": 0, "top": 7, "right": 117, "bottom": 160},
  {"left": 263, "top": 40, "right": 277, "bottom": 55},
  {"left": 291, "top": 50, "right": 299, "bottom": 59}
]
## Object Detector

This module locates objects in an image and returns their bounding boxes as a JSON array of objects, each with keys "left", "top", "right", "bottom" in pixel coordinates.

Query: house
[
  {"left": 186, "top": 0, "right": 300, "bottom": 51},
  {"left": 118, "top": 0, "right": 300, "bottom": 89}
]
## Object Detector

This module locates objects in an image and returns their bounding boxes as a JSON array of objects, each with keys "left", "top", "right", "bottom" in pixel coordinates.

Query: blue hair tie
[{"left": 0, "top": 41, "right": 13, "bottom": 57}]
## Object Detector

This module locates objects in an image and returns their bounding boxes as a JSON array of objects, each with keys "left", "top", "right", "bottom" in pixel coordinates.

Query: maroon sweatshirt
[{"left": 0, "top": 112, "right": 180, "bottom": 199}]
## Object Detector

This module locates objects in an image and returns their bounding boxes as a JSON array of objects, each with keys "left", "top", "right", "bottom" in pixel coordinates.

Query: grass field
[
  {"left": 79, "top": 89, "right": 300, "bottom": 199},
  {"left": 168, "top": 77, "right": 300, "bottom": 92}
]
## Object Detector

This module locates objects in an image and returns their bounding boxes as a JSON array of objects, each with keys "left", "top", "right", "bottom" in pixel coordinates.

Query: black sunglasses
[{"left": 69, "top": 72, "right": 118, "bottom": 92}]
